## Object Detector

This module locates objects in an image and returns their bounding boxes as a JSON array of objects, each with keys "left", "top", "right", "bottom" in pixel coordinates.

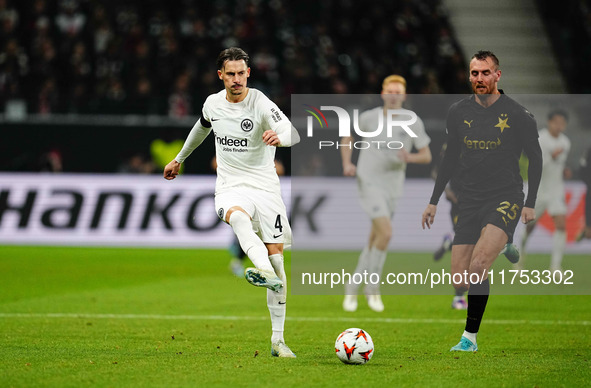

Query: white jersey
[
  {"left": 356, "top": 106, "right": 430, "bottom": 180},
  {"left": 201, "top": 88, "right": 290, "bottom": 194},
  {"left": 538, "top": 128, "right": 570, "bottom": 197}
]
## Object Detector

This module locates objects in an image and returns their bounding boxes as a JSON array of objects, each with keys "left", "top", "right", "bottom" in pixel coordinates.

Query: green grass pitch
[{"left": 0, "top": 246, "right": 589, "bottom": 387}]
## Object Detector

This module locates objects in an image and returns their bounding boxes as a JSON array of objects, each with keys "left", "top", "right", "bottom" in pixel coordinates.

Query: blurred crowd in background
[
  {"left": 0, "top": 0, "right": 470, "bottom": 117},
  {"left": 537, "top": 0, "right": 591, "bottom": 93}
]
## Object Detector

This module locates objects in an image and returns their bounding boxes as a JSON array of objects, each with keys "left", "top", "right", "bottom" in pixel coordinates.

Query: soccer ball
[{"left": 335, "top": 328, "right": 374, "bottom": 364}]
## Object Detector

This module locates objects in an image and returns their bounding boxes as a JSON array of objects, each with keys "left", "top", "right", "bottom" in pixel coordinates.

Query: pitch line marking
[{"left": 0, "top": 313, "right": 588, "bottom": 326}]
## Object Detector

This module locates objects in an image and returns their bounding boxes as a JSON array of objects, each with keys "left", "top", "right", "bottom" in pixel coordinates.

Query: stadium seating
[{"left": 0, "top": 0, "right": 470, "bottom": 116}]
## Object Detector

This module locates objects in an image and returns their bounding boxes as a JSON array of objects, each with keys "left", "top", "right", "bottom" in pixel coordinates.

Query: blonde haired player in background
[
  {"left": 164, "top": 47, "right": 300, "bottom": 358},
  {"left": 340, "top": 75, "right": 432, "bottom": 312},
  {"left": 519, "top": 109, "right": 571, "bottom": 271}
]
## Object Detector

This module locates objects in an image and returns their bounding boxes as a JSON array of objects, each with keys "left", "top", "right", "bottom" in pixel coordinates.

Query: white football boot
[
  {"left": 271, "top": 341, "right": 296, "bottom": 358},
  {"left": 366, "top": 294, "right": 384, "bottom": 312},
  {"left": 342, "top": 295, "right": 358, "bottom": 312},
  {"left": 244, "top": 268, "right": 283, "bottom": 292}
]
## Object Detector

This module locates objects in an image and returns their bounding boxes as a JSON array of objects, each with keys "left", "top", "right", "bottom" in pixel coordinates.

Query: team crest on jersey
[
  {"left": 241, "top": 119, "right": 253, "bottom": 132},
  {"left": 218, "top": 208, "right": 224, "bottom": 220}
]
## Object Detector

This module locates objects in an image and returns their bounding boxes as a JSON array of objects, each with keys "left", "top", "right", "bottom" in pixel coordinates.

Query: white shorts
[
  {"left": 356, "top": 172, "right": 404, "bottom": 219},
  {"left": 535, "top": 193, "right": 567, "bottom": 218},
  {"left": 215, "top": 187, "right": 292, "bottom": 247}
]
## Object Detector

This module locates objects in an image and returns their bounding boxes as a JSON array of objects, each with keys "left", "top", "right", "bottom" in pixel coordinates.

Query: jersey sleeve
[
  {"left": 519, "top": 110, "right": 542, "bottom": 208},
  {"left": 259, "top": 94, "right": 288, "bottom": 132},
  {"left": 201, "top": 99, "right": 212, "bottom": 123},
  {"left": 174, "top": 111, "right": 212, "bottom": 163},
  {"left": 429, "top": 106, "right": 460, "bottom": 205},
  {"left": 410, "top": 116, "right": 430, "bottom": 150},
  {"left": 259, "top": 93, "right": 300, "bottom": 147}
]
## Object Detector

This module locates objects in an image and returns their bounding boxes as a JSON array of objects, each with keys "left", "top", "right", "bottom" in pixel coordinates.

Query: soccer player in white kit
[
  {"left": 163, "top": 47, "right": 300, "bottom": 358},
  {"left": 340, "top": 75, "right": 432, "bottom": 312},
  {"left": 519, "top": 109, "right": 570, "bottom": 271}
]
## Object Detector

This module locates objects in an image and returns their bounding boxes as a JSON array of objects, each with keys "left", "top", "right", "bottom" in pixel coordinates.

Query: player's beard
[
  {"left": 472, "top": 83, "right": 490, "bottom": 95},
  {"left": 472, "top": 83, "right": 498, "bottom": 106}
]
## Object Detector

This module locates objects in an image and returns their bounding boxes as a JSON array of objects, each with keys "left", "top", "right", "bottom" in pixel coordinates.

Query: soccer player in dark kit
[{"left": 421, "top": 50, "right": 543, "bottom": 352}]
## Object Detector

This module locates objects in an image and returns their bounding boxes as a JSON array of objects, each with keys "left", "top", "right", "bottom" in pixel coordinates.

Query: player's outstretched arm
[
  {"left": 422, "top": 204, "right": 437, "bottom": 229},
  {"left": 521, "top": 207, "right": 536, "bottom": 224},
  {"left": 172, "top": 116, "right": 213, "bottom": 169},
  {"left": 164, "top": 160, "right": 181, "bottom": 180}
]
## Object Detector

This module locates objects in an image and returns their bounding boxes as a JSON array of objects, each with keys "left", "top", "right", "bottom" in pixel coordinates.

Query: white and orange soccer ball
[{"left": 335, "top": 328, "right": 374, "bottom": 364}]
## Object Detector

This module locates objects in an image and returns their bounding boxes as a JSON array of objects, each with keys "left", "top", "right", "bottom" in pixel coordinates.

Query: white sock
[
  {"left": 268, "top": 254, "right": 286, "bottom": 343},
  {"left": 228, "top": 211, "right": 273, "bottom": 272},
  {"left": 463, "top": 330, "right": 477, "bottom": 344},
  {"left": 271, "top": 331, "right": 283, "bottom": 344},
  {"left": 366, "top": 247, "right": 387, "bottom": 295},
  {"left": 346, "top": 246, "right": 371, "bottom": 295},
  {"left": 551, "top": 230, "right": 566, "bottom": 271}
]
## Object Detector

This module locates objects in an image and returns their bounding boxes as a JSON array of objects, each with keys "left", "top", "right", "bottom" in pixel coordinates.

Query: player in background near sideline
[
  {"left": 164, "top": 47, "right": 300, "bottom": 358},
  {"left": 422, "top": 50, "right": 542, "bottom": 352},
  {"left": 341, "top": 75, "right": 432, "bottom": 312},
  {"left": 519, "top": 110, "right": 571, "bottom": 271}
]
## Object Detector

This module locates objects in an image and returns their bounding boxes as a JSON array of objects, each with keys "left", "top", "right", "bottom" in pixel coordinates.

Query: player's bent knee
[
  {"left": 378, "top": 228, "right": 392, "bottom": 243},
  {"left": 225, "top": 206, "right": 249, "bottom": 224},
  {"left": 372, "top": 224, "right": 392, "bottom": 249},
  {"left": 553, "top": 216, "right": 566, "bottom": 231},
  {"left": 228, "top": 210, "right": 251, "bottom": 230}
]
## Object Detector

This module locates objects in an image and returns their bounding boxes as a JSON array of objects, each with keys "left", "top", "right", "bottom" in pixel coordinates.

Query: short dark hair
[
  {"left": 216, "top": 47, "right": 250, "bottom": 70},
  {"left": 471, "top": 50, "right": 499, "bottom": 69},
  {"left": 548, "top": 109, "right": 568, "bottom": 121}
]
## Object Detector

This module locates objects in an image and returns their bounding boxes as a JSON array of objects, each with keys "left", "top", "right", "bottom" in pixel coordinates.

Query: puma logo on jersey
[
  {"left": 464, "top": 120, "right": 473, "bottom": 128},
  {"left": 215, "top": 134, "right": 248, "bottom": 147}
]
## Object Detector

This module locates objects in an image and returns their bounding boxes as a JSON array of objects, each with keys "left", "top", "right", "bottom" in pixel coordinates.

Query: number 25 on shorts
[{"left": 496, "top": 201, "right": 520, "bottom": 226}]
